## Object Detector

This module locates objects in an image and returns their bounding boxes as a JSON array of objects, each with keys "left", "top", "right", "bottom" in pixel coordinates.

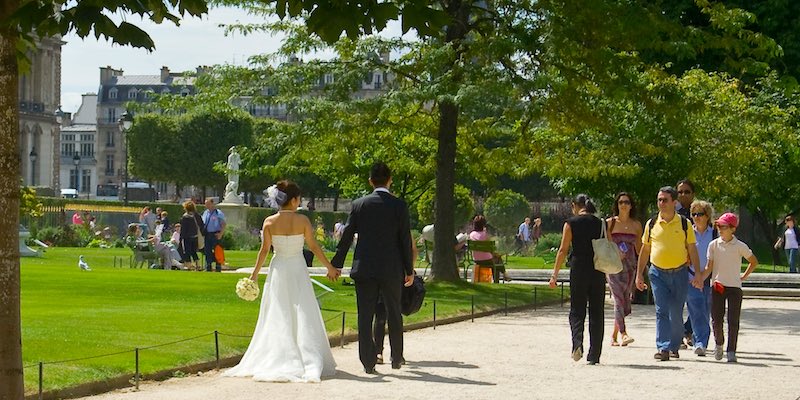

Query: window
[
  {"left": 105, "top": 154, "right": 115, "bottom": 176},
  {"left": 108, "top": 87, "right": 118, "bottom": 100},
  {"left": 127, "top": 89, "right": 138, "bottom": 99},
  {"left": 374, "top": 73, "right": 382, "bottom": 90},
  {"left": 69, "top": 169, "right": 78, "bottom": 190},
  {"left": 107, "top": 108, "right": 116, "bottom": 123},
  {"left": 324, "top": 74, "right": 334, "bottom": 84},
  {"left": 61, "top": 143, "right": 75, "bottom": 157},
  {"left": 161, "top": 88, "right": 170, "bottom": 94},
  {"left": 80, "top": 142, "right": 94, "bottom": 158},
  {"left": 81, "top": 169, "right": 91, "bottom": 193},
  {"left": 180, "top": 88, "right": 190, "bottom": 97},
  {"left": 106, "top": 131, "right": 115, "bottom": 147}
]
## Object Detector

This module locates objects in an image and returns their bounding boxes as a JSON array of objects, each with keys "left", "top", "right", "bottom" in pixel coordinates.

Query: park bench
[
  {"left": 419, "top": 239, "right": 469, "bottom": 279},
  {"left": 466, "top": 240, "right": 507, "bottom": 283}
]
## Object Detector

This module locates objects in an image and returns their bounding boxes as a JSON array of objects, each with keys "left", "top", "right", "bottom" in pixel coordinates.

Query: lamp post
[
  {"left": 72, "top": 152, "right": 81, "bottom": 191},
  {"left": 118, "top": 111, "right": 133, "bottom": 205},
  {"left": 29, "top": 147, "right": 37, "bottom": 186}
]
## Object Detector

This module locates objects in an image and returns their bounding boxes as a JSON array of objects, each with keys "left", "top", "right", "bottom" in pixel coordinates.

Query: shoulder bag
[
  {"left": 592, "top": 217, "right": 623, "bottom": 274},
  {"left": 194, "top": 213, "right": 205, "bottom": 251}
]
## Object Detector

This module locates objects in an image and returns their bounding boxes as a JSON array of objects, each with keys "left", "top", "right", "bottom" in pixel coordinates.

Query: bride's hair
[{"left": 276, "top": 180, "right": 301, "bottom": 205}]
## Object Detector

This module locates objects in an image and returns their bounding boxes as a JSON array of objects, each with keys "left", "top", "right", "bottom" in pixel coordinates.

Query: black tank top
[{"left": 568, "top": 214, "right": 602, "bottom": 271}]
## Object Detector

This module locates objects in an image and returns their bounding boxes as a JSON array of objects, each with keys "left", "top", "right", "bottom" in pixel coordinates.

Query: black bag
[{"left": 401, "top": 275, "right": 426, "bottom": 316}]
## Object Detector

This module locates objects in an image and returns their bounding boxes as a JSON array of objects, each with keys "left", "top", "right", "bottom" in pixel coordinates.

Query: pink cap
[{"left": 716, "top": 212, "right": 738, "bottom": 227}]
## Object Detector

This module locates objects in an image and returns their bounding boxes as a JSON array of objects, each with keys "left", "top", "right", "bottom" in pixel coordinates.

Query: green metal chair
[{"left": 466, "top": 239, "right": 507, "bottom": 283}]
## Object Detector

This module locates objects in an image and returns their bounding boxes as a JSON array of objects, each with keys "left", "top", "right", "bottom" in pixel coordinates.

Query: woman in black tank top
[{"left": 549, "top": 194, "right": 607, "bottom": 365}]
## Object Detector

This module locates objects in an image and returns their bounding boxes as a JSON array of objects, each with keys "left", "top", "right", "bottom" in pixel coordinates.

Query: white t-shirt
[
  {"left": 785, "top": 228, "right": 799, "bottom": 249},
  {"left": 707, "top": 236, "right": 753, "bottom": 288}
]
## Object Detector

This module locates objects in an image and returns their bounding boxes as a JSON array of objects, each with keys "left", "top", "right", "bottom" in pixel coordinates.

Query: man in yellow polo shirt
[{"left": 636, "top": 186, "right": 700, "bottom": 361}]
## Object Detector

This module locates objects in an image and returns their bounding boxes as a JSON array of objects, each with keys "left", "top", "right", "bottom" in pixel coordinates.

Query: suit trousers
[
  {"left": 569, "top": 268, "right": 606, "bottom": 363},
  {"left": 355, "top": 277, "right": 403, "bottom": 369}
]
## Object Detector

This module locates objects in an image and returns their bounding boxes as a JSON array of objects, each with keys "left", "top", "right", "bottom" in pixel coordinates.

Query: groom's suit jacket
[{"left": 332, "top": 190, "right": 413, "bottom": 281}]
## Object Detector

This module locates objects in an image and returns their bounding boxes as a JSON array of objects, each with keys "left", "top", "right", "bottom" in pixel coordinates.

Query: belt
[{"left": 651, "top": 264, "right": 687, "bottom": 273}]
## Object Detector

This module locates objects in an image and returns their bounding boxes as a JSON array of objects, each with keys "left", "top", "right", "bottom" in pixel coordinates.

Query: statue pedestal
[
  {"left": 19, "top": 226, "right": 40, "bottom": 257},
  {"left": 218, "top": 202, "right": 249, "bottom": 232}
]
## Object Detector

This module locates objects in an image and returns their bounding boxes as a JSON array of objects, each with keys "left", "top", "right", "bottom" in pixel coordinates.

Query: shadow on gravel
[
  {"left": 407, "top": 360, "right": 479, "bottom": 369},
  {"left": 741, "top": 307, "right": 800, "bottom": 331},
  {"left": 328, "top": 370, "right": 388, "bottom": 383},
  {"left": 397, "top": 371, "right": 495, "bottom": 386},
  {"left": 611, "top": 364, "right": 682, "bottom": 370}
]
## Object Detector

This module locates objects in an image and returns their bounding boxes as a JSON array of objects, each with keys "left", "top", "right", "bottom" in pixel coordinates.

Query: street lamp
[
  {"left": 72, "top": 152, "right": 81, "bottom": 191},
  {"left": 29, "top": 147, "right": 37, "bottom": 186},
  {"left": 54, "top": 105, "right": 64, "bottom": 124},
  {"left": 118, "top": 111, "right": 133, "bottom": 205}
]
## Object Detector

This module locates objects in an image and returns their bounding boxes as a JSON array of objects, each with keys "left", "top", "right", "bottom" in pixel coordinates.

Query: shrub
[
  {"left": 416, "top": 185, "right": 475, "bottom": 229},
  {"left": 535, "top": 233, "right": 563, "bottom": 253},
  {"left": 220, "top": 228, "right": 262, "bottom": 251},
  {"left": 484, "top": 190, "right": 530, "bottom": 236}
]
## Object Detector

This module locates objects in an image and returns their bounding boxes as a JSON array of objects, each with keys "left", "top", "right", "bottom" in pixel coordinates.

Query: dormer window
[
  {"left": 161, "top": 88, "right": 170, "bottom": 94},
  {"left": 180, "top": 88, "right": 190, "bottom": 97},
  {"left": 127, "top": 89, "right": 138, "bottom": 99},
  {"left": 108, "top": 87, "right": 118, "bottom": 99}
]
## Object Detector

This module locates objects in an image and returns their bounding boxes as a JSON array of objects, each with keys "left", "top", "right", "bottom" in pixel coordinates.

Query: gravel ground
[{"left": 79, "top": 298, "right": 800, "bottom": 400}]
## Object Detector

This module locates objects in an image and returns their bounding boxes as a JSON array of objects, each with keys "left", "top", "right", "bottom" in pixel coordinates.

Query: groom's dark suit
[{"left": 332, "top": 189, "right": 413, "bottom": 370}]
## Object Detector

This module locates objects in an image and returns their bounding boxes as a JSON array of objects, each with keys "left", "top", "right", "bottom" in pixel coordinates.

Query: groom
[{"left": 332, "top": 162, "right": 414, "bottom": 374}]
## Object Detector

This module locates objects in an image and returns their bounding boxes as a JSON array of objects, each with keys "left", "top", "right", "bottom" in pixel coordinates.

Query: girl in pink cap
[{"left": 691, "top": 212, "right": 758, "bottom": 363}]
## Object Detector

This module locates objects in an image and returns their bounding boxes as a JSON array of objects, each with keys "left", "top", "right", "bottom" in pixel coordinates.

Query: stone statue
[{"left": 223, "top": 146, "right": 243, "bottom": 204}]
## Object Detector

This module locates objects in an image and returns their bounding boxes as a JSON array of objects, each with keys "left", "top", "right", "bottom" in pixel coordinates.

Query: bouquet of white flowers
[{"left": 235, "top": 277, "right": 260, "bottom": 301}]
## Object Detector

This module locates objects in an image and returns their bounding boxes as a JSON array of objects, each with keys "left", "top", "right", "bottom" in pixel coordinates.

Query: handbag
[
  {"left": 592, "top": 217, "right": 623, "bottom": 274},
  {"left": 401, "top": 275, "right": 426, "bottom": 316},
  {"left": 774, "top": 236, "right": 784, "bottom": 250},
  {"left": 193, "top": 214, "right": 205, "bottom": 251}
]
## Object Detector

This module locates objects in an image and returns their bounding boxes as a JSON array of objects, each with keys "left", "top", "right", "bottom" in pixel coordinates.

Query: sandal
[
  {"left": 611, "top": 341, "right": 620, "bottom": 347},
  {"left": 621, "top": 334, "right": 635, "bottom": 346}
]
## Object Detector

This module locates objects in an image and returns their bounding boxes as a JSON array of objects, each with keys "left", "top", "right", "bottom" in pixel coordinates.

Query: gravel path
[{"left": 79, "top": 298, "right": 800, "bottom": 400}]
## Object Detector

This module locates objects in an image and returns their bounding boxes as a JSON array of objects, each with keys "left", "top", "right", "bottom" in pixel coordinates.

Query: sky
[
  {"left": 60, "top": 6, "right": 408, "bottom": 114},
  {"left": 60, "top": 7, "right": 283, "bottom": 113}
]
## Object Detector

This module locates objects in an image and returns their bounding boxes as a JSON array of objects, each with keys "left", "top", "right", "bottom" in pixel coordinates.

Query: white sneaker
[
  {"left": 714, "top": 345, "right": 724, "bottom": 361},
  {"left": 726, "top": 351, "right": 737, "bottom": 363},
  {"left": 694, "top": 347, "right": 706, "bottom": 356}
]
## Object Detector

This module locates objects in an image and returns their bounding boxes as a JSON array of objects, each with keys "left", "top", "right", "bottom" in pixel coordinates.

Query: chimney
[
  {"left": 160, "top": 66, "right": 170, "bottom": 83},
  {"left": 196, "top": 65, "right": 211, "bottom": 75},
  {"left": 99, "top": 66, "right": 123, "bottom": 84}
]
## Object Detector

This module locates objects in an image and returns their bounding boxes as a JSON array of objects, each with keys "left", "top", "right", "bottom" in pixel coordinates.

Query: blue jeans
[
  {"left": 204, "top": 231, "right": 222, "bottom": 272},
  {"left": 686, "top": 281, "right": 711, "bottom": 349},
  {"left": 786, "top": 248, "right": 798, "bottom": 273},
  {"left": 649, "top": 265, "right": 688, "bottom": 352}
]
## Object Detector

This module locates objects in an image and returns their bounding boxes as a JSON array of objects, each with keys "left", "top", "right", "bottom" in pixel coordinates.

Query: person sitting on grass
[{"left": 691, "top": 212, "right": 758, "bottom": 363}]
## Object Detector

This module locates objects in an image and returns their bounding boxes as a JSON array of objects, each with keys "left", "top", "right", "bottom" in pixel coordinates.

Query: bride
[{"left": 223, "top": 180, "right": 340, "bottom": 382}]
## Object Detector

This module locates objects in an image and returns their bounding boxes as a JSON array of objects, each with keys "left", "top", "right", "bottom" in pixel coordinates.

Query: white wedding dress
[{"left": 223, "top": 234, "right": 336, "bottom": 382}]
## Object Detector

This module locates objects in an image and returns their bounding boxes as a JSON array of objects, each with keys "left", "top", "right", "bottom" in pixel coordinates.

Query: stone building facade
[{"left": 18, "top": 36, "right": 63, "bottom": 192}]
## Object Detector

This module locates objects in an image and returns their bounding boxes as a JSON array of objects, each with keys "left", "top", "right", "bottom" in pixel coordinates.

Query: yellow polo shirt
[{"left": 642, "top": 213, "right": 696, "bottom": 269}]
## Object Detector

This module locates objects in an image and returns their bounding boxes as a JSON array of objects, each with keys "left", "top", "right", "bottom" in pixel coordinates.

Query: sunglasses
[
  {"left": 678, "top": 190, "right": 693, "bottom": 195},
  {"left": 618, "top": 200, "right": 631, "bottom": 205},
  {"left": 691, "top": 212, "right": 706, "bottom": 217}
]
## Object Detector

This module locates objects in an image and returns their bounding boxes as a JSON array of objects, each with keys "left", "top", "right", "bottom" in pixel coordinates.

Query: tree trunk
[
  {"left": 0, "top": 1, "right": 25, "bottom": 395},
  {"left": 333, "top": 192, "right": 339, "bottom": 211},
  {"left": 430, "top": 0, "right": 470, "bottom": 282},
  {"left": 430, "top": 101, "right": 461, "bottom": 281}
]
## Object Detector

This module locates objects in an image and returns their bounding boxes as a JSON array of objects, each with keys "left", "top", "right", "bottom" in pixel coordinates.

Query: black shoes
[
  {"left": 654, "top": 350, "right": 670, "bottom": 361},
  {"left": 391, "top": 357, "right": 405, "bottom": 369},
  {"left": 364, "top": 366, "right": 378, "bottom": 374}
]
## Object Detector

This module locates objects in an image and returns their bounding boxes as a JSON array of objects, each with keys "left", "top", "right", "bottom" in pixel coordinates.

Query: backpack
[{"left": 646, "top": 214, "right": 689, "bottom": 244}]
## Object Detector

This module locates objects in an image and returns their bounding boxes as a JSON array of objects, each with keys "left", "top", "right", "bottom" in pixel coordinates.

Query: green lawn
[{"left": 21, "top": 247, "right": 562, "bottom": 394}]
